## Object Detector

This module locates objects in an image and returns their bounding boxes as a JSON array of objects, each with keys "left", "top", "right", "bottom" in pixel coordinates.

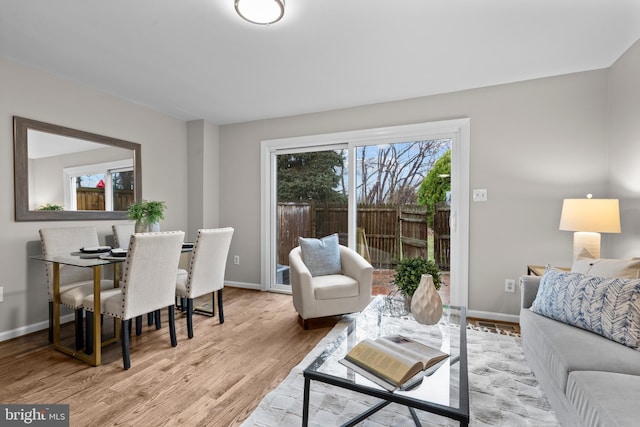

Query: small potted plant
[
  {"left": 127, "top": 200, "right": 166, "bottom": 232},
  {"left": 38, "top": 203, "right": 64, "bottom": 211},
  {"left": 144, "top": 200, "right": 166, "bottom": 231},
  {"left": 393, "top": 257, "right": 442, "bottom": 298}
]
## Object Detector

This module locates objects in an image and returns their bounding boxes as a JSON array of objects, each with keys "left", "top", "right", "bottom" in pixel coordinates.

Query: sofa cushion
[
  {"left": 532, "top": 266, "right": 640, "bottom": 350},
  {"left": 298, "top": 234, "right": 342, "bottom": 277},
  {"left": 566, "top": 371, "right": 640, "bottom": 427},
  {"left": 520, "top": 309, "right": 640, "bottom": 392},
  {"left": 571, "top": 255, "right": 640, "bottom": 279}
]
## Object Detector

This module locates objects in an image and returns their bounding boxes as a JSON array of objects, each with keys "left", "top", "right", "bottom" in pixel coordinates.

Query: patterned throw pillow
[
  {"left": 532, "top": 266, "right": 640, "bottom": 350},
  {"left": 298, "top": 234, "right": 342, "bottom": 277}
]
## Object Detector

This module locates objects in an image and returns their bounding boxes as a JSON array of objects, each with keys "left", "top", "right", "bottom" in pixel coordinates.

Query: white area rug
[{"left": 241, "top": 318, "right": 560, "bottom": 426}]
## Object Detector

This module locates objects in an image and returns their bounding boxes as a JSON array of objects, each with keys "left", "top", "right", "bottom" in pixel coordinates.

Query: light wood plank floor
[{"left": 0, "top": 287, "right": 336, "bottom": 426}]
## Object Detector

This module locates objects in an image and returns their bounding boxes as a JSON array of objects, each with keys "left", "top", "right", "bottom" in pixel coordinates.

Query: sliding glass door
[
  {"left": 261, "top": 119, "right": 469, "bottom": 307},
  {"left": 273, "top": 147, "right": 348, "bottom": 291}
]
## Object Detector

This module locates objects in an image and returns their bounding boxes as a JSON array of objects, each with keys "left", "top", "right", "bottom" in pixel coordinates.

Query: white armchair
[{"left": 289, "top": 244, "right": 373, "bottom": 329}]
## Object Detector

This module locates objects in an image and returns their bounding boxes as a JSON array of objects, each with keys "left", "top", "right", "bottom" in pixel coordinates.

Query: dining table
[
  {"left": 31, "top": 252, "right": 123, "bottom": 366},
  {"left": 31, "top": 244, "right": 193, "bottom": 366}
]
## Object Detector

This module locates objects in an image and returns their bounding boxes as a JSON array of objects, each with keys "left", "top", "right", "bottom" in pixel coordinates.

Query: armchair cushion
[
  {"left": 312, "top": 274, "right": 359, "bottom": 300},
  {"left": 298, "top": 233, "right": 341, "bottom": 277}
]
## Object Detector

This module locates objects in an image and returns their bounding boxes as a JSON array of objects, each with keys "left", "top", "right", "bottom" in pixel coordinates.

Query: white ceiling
[{"left": 1, "top": 0, "right": 639, "bottom": 125}]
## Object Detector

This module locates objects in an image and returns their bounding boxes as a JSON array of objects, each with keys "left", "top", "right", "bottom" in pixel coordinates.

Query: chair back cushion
[
  {"left": 298, "top": 233, "right": 342, "bottom": 277},
  {"left": 112, "top": 223, "right": 136, "bottom": 249},
  {"left": 39, "top": 227, "right": 100, "bottom": 299},
  {"left": 572, "top": 256, "right": 640, "bottom": 279},
  {"left": 120, "top": 231, "right": 185, "bottom": 319},
  {"left": 184, "top": 228, "right": 234, "bottom": 298}
]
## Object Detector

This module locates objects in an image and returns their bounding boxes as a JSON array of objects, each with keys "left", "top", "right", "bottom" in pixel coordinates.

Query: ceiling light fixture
[{"left": 235, "top": 0, "right": 285, "bottom": 25}]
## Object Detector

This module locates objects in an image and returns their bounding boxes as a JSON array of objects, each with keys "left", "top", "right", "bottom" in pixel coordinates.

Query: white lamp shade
[
  {"left": 559, "top": 199, "right": 621, "bottom": 233},
  {"left": 235, "top": 0, "right": 284, "bottom": 25}
]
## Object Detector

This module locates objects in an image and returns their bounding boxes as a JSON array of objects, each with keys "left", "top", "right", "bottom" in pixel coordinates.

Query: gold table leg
[{"left": 52, "top": 264, "right": 102, "bottom": 366}]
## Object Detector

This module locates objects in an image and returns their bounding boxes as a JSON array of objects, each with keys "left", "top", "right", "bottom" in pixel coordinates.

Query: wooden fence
[
  {"left": 76, "top": 188, "right": 134, "bottom": 211},
  {"left": 434, "top": 202, "right": 451, "bottom": 270},
  {"left": 277, "top": 202, "right": 450, "bottom": 270}
]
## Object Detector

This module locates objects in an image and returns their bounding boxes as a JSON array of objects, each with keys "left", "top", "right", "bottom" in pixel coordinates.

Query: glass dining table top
[{"left": 31, "top": 253, "right": 125, "bottom": 267}]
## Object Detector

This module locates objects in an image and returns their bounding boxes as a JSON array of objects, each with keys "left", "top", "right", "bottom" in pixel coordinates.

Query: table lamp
[{"left": 559, "top": 194, "right": 621, "bottom": 260}]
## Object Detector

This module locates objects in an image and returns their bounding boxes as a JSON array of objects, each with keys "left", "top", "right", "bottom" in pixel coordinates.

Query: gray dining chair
[
  {"left": 84, "top": 231, "right": 185, "bottom": 369},
  {"left": 39, "top": 226, "right": 115, "bottom": 349},
  {"left": 176, "top": 227, "right": 234, "bottom": 338}
]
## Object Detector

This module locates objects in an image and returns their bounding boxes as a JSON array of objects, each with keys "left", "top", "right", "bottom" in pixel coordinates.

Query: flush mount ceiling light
[{"left": 235, "top": 0, "right": 285, "bottom": 25}]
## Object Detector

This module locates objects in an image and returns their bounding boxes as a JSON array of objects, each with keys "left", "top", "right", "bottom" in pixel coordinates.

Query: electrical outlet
[
  {"left": 233, "top": 255, "right": 240, "bottom": 265},
  {"left": 504, "top": 279, "right": 516, "bottom": 293},
  {"left": 472, "top": 188, "right": 488, "bottom": 202},
  {"left": 0, "top": 286, "right": 3, "bottom": 302}
]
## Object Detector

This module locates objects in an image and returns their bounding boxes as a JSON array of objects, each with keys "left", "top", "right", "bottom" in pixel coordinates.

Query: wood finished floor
[{"left": 0, "top": 287, "right": 335, "bottom": 426}]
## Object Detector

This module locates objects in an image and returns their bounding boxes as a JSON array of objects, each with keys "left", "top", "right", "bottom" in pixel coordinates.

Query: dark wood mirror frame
[{"left": 13, "top": 116, "right": 142, "bottom": 221}]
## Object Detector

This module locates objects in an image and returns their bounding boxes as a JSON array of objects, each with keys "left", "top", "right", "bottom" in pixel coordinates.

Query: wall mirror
[{"left": 13, "top": 116, "right": 142, "bottom": 221}]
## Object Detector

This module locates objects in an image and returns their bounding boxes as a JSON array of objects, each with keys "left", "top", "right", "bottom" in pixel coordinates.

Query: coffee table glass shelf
[{"left": 303, "top": 295, "right": 469, "bottom": 426}]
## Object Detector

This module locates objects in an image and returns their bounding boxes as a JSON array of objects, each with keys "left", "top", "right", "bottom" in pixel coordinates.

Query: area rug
[{"left": 241, "top": 315, "right": 559, "bottom": 427}]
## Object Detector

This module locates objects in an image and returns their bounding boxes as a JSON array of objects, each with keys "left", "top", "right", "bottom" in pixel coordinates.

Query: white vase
[
  {"left": 410, "top": 274, "right": 443, "bottom": 325},
  {"left": 149, "top": 222, "right": 160, "bottom": 232}
]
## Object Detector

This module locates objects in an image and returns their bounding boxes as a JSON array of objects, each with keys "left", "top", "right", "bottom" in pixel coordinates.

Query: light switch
[{"left": 473, "top": 188, "right": 488, "bottom": 202}]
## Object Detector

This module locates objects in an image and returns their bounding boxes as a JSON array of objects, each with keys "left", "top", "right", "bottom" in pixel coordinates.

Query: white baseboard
[
  {"left": 467, "top": 309, "right": 520, "bottom": 324},
  {"left": 1, "top": 283, "right": 260, "bottom": 343},
  {"left": 225, "top": 281, "right": 261, "bottom": 290},
  {"left": 0, "top": 313, "right": 75, "bottom": 342}
]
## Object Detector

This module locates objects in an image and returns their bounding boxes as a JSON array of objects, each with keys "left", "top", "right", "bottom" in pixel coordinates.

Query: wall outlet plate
[
  {"left": 505, "top": 279, "right": 516, "bottom": 293},
  {"left": 473, "top": 188, "right": 488, "bottom": 202}
]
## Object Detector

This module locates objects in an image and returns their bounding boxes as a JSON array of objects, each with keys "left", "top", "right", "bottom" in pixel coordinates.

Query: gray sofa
[{"left": 520, "top": 275, "right": 640, "bottom": 427}]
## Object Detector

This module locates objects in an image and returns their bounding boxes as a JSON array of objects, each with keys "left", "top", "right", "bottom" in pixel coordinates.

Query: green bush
[{"left": 393, "top": 257, "right": 441, "bottom": 297}]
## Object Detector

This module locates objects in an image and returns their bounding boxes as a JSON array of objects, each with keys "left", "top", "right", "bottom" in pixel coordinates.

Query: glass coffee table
[{"left": 302, "top": 295, "right": 469, "bottom": 426}]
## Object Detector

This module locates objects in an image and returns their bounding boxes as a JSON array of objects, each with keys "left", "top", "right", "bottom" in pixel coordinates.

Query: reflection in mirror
[{"left": 14, "top": 116, "right": 142, "bottom": 221}]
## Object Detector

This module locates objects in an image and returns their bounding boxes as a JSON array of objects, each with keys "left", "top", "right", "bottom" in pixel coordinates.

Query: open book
[{"left": 339, "top": 335, "right": 449, "bottom": 391}]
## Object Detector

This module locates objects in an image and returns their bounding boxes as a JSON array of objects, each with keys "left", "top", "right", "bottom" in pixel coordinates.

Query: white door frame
[{"left": 260, "top": 118, "right": 470, "bottom": 307}]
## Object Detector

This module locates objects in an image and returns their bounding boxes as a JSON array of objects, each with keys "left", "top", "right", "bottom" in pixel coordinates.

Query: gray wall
[
  {"left": 0, "top": 58, "right": 190, "bottom": 337},
  {"left": 219, "top": 41, "right": 640, "bottom": 318},
  {"left": 1, "top": 38, "right": 639, "bottom": 337},
  {"left": 608, "top": 40, "right": 640, "bottom": 258}
]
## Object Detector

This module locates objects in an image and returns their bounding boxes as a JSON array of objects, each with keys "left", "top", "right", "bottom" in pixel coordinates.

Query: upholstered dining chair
[
  {"left": 176, "top": 227, "right": 234, "bottom": 338},
  {"left": 113, "top": 222, "right": 157, "bottom": 327},
  {"left": 112, "top": 223, "right": 136, "bottom": 249},
  {"left": 39, "top": 226, "right": 115, "bottom": 349},
  {"left": 289, "top": 234, "right": 374, "bottom": 329},
  {"left": 84, "top": 231, "right": 185, "bottom": 369}
]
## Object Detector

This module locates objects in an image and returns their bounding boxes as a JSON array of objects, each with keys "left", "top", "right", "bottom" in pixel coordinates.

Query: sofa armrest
[{"left": 520, "top": 275, "right": 541, "bottom": 309}]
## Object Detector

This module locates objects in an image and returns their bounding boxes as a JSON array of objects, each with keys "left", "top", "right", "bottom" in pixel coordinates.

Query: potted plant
[
  {"left": 127, "top": 200, "right": 166, "bottom": 232},
  {"left": 392, "top": 257, "right": 442, "bottom": 298},
  {"left": 38, "top": 203, "right": 64, "bottom": 211},
  {"left": 144, "top": 200, "right": 166, "bottom": 230}
]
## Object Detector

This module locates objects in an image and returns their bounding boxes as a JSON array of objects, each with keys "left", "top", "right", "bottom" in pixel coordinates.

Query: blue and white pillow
[
  {"left": 532, "top": 266, "right": 640, "bottom": 350},
  {"left": 298, "top": 234, "right": 342, "bottom": 277}
]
